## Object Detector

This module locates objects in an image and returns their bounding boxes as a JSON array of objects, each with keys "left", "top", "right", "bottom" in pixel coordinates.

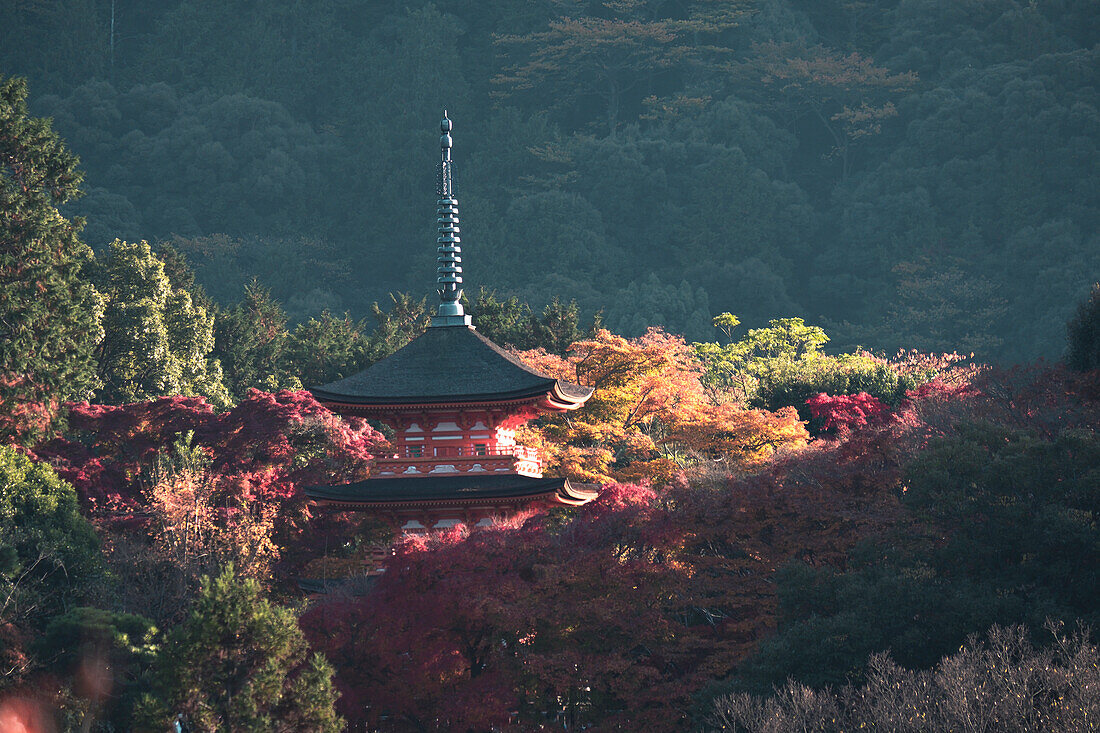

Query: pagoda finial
[{"left": 432, "top": 110, "right": 472, "bottom": 327}]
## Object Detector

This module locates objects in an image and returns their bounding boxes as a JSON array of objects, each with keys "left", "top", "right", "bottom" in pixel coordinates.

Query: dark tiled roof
[
  {"left": 306, "top": 473, "right": 598, "bottom": 506},
  {"left": 309, "top": 325, "right": 592, "bottom": 405}
]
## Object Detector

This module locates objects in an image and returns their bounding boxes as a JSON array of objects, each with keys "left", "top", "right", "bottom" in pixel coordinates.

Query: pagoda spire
[{"left": 431, "top": 111, "right": 472, "bottom": 327}]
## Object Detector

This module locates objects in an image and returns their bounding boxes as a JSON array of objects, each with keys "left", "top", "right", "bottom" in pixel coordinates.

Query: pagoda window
[
  {"left": 474, "top": 443, "right": 488, "bottom": 456},
  {"left": 409, "top": 445, "right": 423, "bottom": 458}
]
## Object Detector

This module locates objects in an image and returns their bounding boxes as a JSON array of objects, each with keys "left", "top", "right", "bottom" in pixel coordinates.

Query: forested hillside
[
  {"left": 2, "top": 1, "right": 1099, "bottom": 731},
  {"left": 1, "top": 0, "right": 1096, "bottom": 361}
]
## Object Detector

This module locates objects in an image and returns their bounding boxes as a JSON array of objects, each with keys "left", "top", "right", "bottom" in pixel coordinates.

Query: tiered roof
[
  {"left": 310, "top": 324, "right": 591, "bottom": 409},
  {"left": 304, "top": 112, "right": 594, "bottom": 515}
]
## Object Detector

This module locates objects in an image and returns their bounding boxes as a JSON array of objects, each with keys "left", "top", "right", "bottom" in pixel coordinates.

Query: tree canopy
[
  {"left": 0, "top": 4, "right": 1098, "bottom": 730},
  {"left": 136, "top": 565, "right": 342, "bottom": 732},
  {"left": 2, "top": 1, "right": 1093, "bottom": 363},
  {"left": 0, "top": 75, "right": 103, "bottom": 441}
]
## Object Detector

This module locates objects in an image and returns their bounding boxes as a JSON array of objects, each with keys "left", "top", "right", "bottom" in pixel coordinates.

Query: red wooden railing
[{"left": 390, "top": 445, "right": 539, "bottom": 461}]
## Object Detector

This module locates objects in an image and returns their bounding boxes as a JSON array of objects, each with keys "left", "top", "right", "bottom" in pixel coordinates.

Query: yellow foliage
[
  {"left": 145, "top": 467, "right": 278, "bottom": 582},
  {"left": 665, "top": 404, "right": 810, "bottom": 465},
  {"left": 516, "top": 328, "right": 810, "bottom": 484}
]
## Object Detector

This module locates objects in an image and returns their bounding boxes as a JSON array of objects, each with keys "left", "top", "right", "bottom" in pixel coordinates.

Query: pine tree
[
  {"left": 0, "top": 76, "right": 104, "bottom": 442},
  {"left": 1066, "top": 283, "right": 1100, "bottom": 372},
  {"left": 214, "top": 279, "right": 301, "bottom": 398},
  {"left": 136, "top": 565, "right": 343, "bottom": 732}
]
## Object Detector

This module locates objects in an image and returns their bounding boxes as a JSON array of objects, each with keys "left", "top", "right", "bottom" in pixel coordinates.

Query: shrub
[
  {"left": 752, "top": 353, "right": 918, "bottom": 432},
  {"left": 0, "top": 445, "right": 101, "bottom": 681},
  {"left": 709, "top": 623, "right": 1099, "bottom": 733}
]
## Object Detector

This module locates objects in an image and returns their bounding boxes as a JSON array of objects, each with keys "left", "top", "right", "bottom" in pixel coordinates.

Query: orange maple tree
[{"left": 514, "top": 328, "right": 808, "bottom": 484}]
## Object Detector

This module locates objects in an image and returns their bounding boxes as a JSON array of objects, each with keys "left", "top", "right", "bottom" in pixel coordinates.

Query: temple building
[{"left": 305, "top": 113, "right": 596, "bottom": 532}]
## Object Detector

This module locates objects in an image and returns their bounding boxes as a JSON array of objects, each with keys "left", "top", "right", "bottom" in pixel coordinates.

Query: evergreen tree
[
  {"left": 37, "top": 607, "right": 158, "bottom": 731},
  {"left": 95, "top": 239, "right": 230, "bottom": 406},
  {"left": 1066, "top": 283, "right": 1100, "bottom": 372},
  {"left": 0, "top": 75, "right": 103, "bottom": 442},
  {"left": 284, "top": 310, "right": 372, "bottom": 388},
  {"left": 538, "top": 297, "right": 589, "bottom": 355},
  {"left": 364, "top": 291, "right": 430, "bottom": 364},
  {"left": 136, "top": 565, "right": 342, "bottom": 733},
  {"left": 470, "top": 288, "right": 538, "bottom": 349},
  {"left": 214, "top": 279, "right": 301, "bottom": 398}
]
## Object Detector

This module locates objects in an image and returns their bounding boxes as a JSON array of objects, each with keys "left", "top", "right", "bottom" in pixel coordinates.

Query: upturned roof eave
[
  {"left": 305, "top": 475, "right": 597, "bottom": 507},
  {"left": 309, "top": 379, "right": 592, "bottom": 411}
]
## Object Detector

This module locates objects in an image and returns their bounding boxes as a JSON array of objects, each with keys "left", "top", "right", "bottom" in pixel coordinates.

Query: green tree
[
  {"left": 38, "top": 607, "right": 158, "bottom": 732},
  {"left": 470, "top": 288, "right": 537, "bottom": 348},
  {"left": 95, "top": 239, "right": 230, "bottom": 406},
  {"left": 214, "top": 279, "right": 302, "bottom": 398},
  {"left": 285, "top": 311, "right": 372, "bottom": 388},
  {"left": 136, "top": 565, "right": 342, "bottom": 733},
  {"left": 1066, "top": 283, "right": 1100, "bottom": 372},
  {"left": 364, "top": 291, "right": 430, "bottom": 363},
  {"left": 469, "top": 289, "right": 591, "bottom": 353},
  {"left": 694, "top": 315, "right": 830, "bottom": 402},
  {"left": 285, "top": 292, "right": 433, "bottom": 389},
  {"left": 0, "top": 75, "right": 103, "bottom": 442},
  {"left": 538, "top": 296, "right": 591, "bottom": 354},
  {"left": 494, "top": 0, "right": 750, "bottom": 134},
  {"left": 0, "top": 445, "right": 101, "bottom": 686}
]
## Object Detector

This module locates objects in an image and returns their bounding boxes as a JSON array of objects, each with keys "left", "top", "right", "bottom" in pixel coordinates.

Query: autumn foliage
[
  {"left": 805, "top": 391, "right": 888, "bottom": 433},
  {"left": 515, "top": 328, "right": 809, "bottom": 484},
  {"left": 30, "top": 390, "right": 385, "bottom": 621},
  {"left": 35, "top": 389, "right": 383, "bottom": 512},
  {"left": 295, "top": 357, "right": 1100, "bottom": 731},
  {"left": 299, "top": 369, "right": 978, "bottom": 730},
  {"left": 302, "top": 405, "right": 924, "bottom": 729}
]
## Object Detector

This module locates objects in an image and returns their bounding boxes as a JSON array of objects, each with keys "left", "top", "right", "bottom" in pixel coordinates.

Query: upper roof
[{"left": 309, "top": 324, "right": 592, "bottom": 407}]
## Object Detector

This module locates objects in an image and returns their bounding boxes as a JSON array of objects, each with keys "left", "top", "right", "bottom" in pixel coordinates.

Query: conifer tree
[
  {"left": 0, "top": 445, "right": 101, "bottom": 685},
  {"left": 1066, "top": 283, "right": 1100, "bottom": 372},
  {"left": 0, "top": 76, "right": 103, "bottom": 442},
  {"left": 285, "top": 311, "right": 372, "bottom": 388},
  {"left": 136, "top": 565, "right": 342, "bottom": 732},
  {"left": 214, "top": 279, "right": 301, "bottom": 398}
]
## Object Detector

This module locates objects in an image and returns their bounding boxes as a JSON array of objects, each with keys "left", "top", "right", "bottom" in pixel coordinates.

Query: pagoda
[{"left": 305, "top": 113, "right": 596, "bottom": 532}]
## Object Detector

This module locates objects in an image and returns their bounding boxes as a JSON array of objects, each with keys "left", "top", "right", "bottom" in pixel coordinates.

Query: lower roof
[{"left": 305, "top": 473, "right": 598, "bottom": 508}]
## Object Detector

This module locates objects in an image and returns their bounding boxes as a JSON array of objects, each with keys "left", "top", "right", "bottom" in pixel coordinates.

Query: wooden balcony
[{"left": 375, "top": 444, "right": 542, "bottom": 478}]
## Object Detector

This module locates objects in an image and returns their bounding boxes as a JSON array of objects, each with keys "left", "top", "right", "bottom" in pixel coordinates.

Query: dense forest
[
  {"left": 1, "top": 0, "right": 1099, "bottom": 731},
  {"left": 1, "top": 0, "right": 1097, "bottom": 360}
]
